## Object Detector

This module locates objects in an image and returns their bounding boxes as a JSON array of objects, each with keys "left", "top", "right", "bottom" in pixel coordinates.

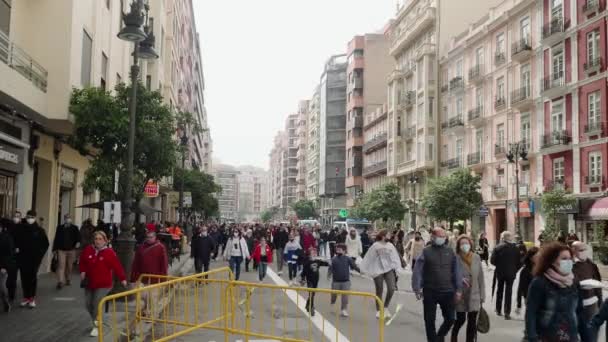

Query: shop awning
[{"left": 586, "top": 197, "right": 608, "bottom": 219}]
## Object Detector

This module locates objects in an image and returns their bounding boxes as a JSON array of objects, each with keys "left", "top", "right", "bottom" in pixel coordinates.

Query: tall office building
[
  {"left": 213, "top": 164, "right": 239, "bottom": 222},
  {"left": 306, "top": 87, "right": 321, "bottom": 201},
  {"left": 296, "top": 100, "right": 310, "bottom": 201},
  {"left": 236, "top": 166, "right": 268, "bottom": 222}
]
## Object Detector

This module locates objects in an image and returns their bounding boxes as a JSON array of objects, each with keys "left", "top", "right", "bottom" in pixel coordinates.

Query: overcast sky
[{"left": 192, "top": 0, "right": 395, "bottom": 170}]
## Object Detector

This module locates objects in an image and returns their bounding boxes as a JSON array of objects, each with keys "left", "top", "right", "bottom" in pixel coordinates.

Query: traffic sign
[{"left": 478, "top": 206, "right": 489, "bottom": 217}]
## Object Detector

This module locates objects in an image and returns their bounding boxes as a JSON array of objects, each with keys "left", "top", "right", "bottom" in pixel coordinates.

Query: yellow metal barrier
[{"left": 98, "top": 268, "right": 384, "bottom": 342}]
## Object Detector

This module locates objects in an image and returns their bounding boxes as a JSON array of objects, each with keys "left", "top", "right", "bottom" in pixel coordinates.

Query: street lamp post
[
  {"left": 409, "top": 175, "right": 419, "bottom": 230},
  {"left": 115, "top": 0, "right": 158, "bottom": 281},
  {"left": 507, "top": 142, "right": 528, "bottom": 238},
  {"left": 178, "top": 131, "right": 188, "bottom": 226}
]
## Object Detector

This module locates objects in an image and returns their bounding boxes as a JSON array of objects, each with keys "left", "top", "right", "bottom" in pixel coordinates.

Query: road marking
[
  {"left": 266, "top": 267, "right": 350, "bottom": 342},
  {"left": 52, "top": 297, "right": 77, "bottom": 301}
]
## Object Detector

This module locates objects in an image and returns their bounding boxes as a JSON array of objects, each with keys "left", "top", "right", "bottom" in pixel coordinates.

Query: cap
[{"left": 26, "top": 210, "right": 36, "bottom": 217}]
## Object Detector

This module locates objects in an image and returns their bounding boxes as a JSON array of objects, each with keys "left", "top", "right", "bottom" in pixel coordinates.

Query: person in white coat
[
  {"left": 345, "top": 229, "right": 362, "bottom": 262},
  {"left": 223, "top": 230, "right": 250, "bottom": 280}
]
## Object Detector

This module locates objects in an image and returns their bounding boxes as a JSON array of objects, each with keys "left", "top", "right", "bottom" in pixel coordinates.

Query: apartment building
[
  {"left": 539, "top": 0, "right": 607, "bottom": 241},
  {"left": 296, "top": 100, "right": 309, "bottom": 201},
  {"left": 213, "top": 164, "right": 239, "bottom": 222},
  {"left": 306, "top": 87, "right": 321, "bottom": 201},
  {"left": 387, "top": 0, "right": 502, "bottom": 229},
  {"left": 440, "top": 0, "right": 541, "bottom": 244},
  {"left": 268, "top": 129, "right": 297, "bottom": 218},
  {"left": 318, "top": 55, "right": 348, "bottom": 224},
  {"left": 363, "top": 104, "right": 392, "bottom": 193},
  {"left": 236, "top": 166, "right": 268, "bottom": 222},
  {"left": 344, "top": 33, "right": 393, "bottom": 208}
]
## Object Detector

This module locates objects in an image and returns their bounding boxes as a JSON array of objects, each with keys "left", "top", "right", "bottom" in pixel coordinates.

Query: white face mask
[
  {"left": 460, "top": 244, "right": 471, "bottom": 253},
  {"left": 13, "top": 217, "right": 20, "bottom": 224},
  {"left": 202, "top": 232, "right": 208, "bottom": 237},
  {"left": 26, "top": 218, "right": 36, "bottom": 224}
]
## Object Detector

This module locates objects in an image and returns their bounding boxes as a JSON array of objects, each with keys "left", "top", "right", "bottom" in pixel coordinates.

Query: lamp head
[{"left": 117, "top": 1, "right": 146, "bottom": 42}]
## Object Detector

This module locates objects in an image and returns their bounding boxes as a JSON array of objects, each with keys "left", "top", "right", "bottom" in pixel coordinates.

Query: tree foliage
[
  {"left": 353, "top": 183, "right": 406, "bottom": 222},
  {"left": 540, "top": 189, "right": 576, "bottom": 242},
  {"left": 70, "top": 83, "right": 183, "bottom": 202},
  {"left": 291, "top": 200, "right": 317, "bottom": 219},
  {"left": 261, "top": 206, "right": 280, "bottom": 223},
  {"left": 173, "top": 168, "right": 221, "bottom": 219},
  {"left": 421, "top": 169, "right": 483, "bottom": 228}
]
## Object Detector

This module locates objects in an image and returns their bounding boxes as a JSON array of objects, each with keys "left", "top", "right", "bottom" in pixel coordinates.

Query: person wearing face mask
[
  {"left": 451, "top": 235, "right": 485, "bottom": 342},
  {"left": 525, "top": 242, "right": 583, "bottom": 342},
  {"left": 273, "top": 225, "right": 289, "bottom": 275},
  {"left": 0, "top": 218, "right": 16, "bottom": 312},
  {"left": 360, "top": 230, "right": 402, "bottom": 319},
  {"left": 5, "top": 211, "right": 21, "bottom": 305},
  {"left": 223, "top": 230, "right": 249, "bottom": 281},
  {"left": 405, "top": 231, "right": 425, "bottom": 271},
  {"left": 130, "top": 231, "right": 168, "bottom": 285},
  {"left": 345, "top": 228, "right": 362, "bottom": 262},
  {"left": 13, "top": 210, "right": 49, "bottom": 309},
  {"left": 191, "top": 226, "right": 216, "bottom": 274},
  {"left": 52, "top": 214, "right": 81, "bottom": 289},
  {"left": 571, "top": 241, "right": 601, "bottom": 341},
  {"left": 283, "top": 233, "right": 302, "bottom": 285},
  {"left": 490, "top": 230, "right": 522, "bottom": 320},
  {"left": 412, "top": 228, "right": 463, "bottom": 342}
]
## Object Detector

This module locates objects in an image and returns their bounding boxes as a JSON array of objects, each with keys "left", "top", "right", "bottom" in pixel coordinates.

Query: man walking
[
  {"left": 130, "top": 231, "right": 168, "bottom": 285},
  {"left": 490, "top": 230, "right": 521, "bottom": 320},
  {"left": 52, "top": 214, "right": 80, "bottom": 289},
  {"left": 191, "top": 226, "right": 216, "bottom": 274},
  {"left": 412, "top": 228, "right": 463, "bottom": 342},
  {"left": 273, "top": 225, "right": 289, "bottom": 276}
]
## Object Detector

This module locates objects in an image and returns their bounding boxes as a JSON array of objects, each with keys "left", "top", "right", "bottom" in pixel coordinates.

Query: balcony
[
  {"left": 0, "top": 30, "right": 48, "bottom": 93},
  {"left": 541, "top": 130, "right": 571, "bottom": 152},
  {"left": 511, "top": 86, "right": 534, "bottom": 111},
  {"left": 448, "top": 114, "right": 465, "bottom": 132},
  {"left": 468, "top": 106, "right": 484, "bottom": 126},
  {"left": 363, "top": 132, "right": 388, "bottom": 154},
  {"left": 403, "top": 126, "right": 416, "bottom": 140},
  {"left": 583, "top": 0, "right": 600, "bottom": 15},
  {"left": 495, "top": 144, "right": 506, "bottom": 156},
  {"left": 545, "top": 178, "right": 566, "bottom": 191},
  {"left": 449, "top": 77, "right": 464, "bottom": 93},
  {"left": 353, "top": 77, "right": 363, "bottom": 89},
  {"left": 494, "top": 97, "right": 507, "bottom": 110},
  {"left": 511, "top": 36, "right": 532, "bottom": 62},
  {"left": 350, "top": 116, "right": 363, "bottom": 130},
  {"left": 541, "top": 73, "right": 566, "bottom": 98},
  {"left": 585, "top": 175, "right": 604, "bottom": 187},
  {"left": 584, "top": 57, "right": 602, "bottom": 75},
  {"left": 542, "top": 17, "right": 569, "bottom": 46},
  {"left": 441, "top": 84, "right": 449, "bottom": 93},
  {"left": 468, "top": 64, "right": 484, "bottom": 84},
  {"left": 363, "top": 161, "right": 388, "bottom": 178},
  {"left": 390, "top": 7, "right": 437, "bottom": 56},
  {"left": 584, "top": 121, "right": 605, "bottom": 136},
  {"left": 403, "top": 91, "right": 416, "bottom": 109},
  {"left": 495, "top": 51, "right": 506, "bottom": 66},
  {"left": 493, "top": 185, "right": 507, "bottom": 197},
  {"left": 446, "top": 157, "right": 462, "bottom": 169},
  {"left": 467, "top": 151, "right": 483, "bottom": 166}
]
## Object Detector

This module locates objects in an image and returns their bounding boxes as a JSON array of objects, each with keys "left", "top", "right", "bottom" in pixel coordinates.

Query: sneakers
[
  {"left": 376, "top": 309, "right": 392, "bottom": 319},
  {"left": 515, "top": 307, "right": 521, "bottom": 315},
  {"left": 278, "top": 271, "right": 283, "bottom": 276},
  {"left": 89, "top": 327, "right": 99, "bottom": 337},
  {"left": 340, "top": 310, "right": 349, "bottom": 317},
  {"left": 19, "top": 298, "right": 30, "bottom": 307},
  {"left": 27, "top": 299, "right": 36, "bottom": 309},
  {"left": 56, "top": 282, "right": 63, "bottom": 290}
]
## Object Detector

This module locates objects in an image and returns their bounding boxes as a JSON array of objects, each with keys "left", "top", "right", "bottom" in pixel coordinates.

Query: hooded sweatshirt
[{"left": 345, "top": 232, "right": 362, "bottom": 258}]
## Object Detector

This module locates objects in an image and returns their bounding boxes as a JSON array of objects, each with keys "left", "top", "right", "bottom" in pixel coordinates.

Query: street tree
[
  {"left": 353, "top": 183, "right": 406, "bottom": 223},
  {"left": 540, "top": 188, "right": 576, "bottom": 242},
  {"left": 70, "top": 83, "right": 187, "bottom": 203},
  {"left": 173, "top": 168, "right": 221, "bottom": 219},
  {"left": 261, "top": 206, "right": 279, "bottom": 223},
  {"left": 421, "top": 169, "right": 483, "bottom": 229},
  {"left": 291, "top": 199, "right": 317, "bottom": 219}
]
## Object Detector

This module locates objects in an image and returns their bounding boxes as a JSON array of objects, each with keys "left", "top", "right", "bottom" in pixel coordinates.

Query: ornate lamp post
[
  {"left": 178, "top": 129, "right": 189, "bottom": 227},
  {"left": 408, "top": 175, "right": 419, "bottom": 230},
  {"left": 506, "top": 142, "right": 528, "bottom": 238}
]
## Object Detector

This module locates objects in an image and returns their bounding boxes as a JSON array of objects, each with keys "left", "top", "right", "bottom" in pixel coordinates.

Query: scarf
[
  {"left": 461, "top": 251, "right": 473, "bottom": 271},
  {"left": 94, "top": 245, "right": 108, "bottom": 256},
  {"left": 545, "top": 267, "right": 574, "bottom": 288}
]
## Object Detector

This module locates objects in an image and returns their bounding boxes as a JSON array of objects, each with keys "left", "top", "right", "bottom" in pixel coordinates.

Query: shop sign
[
  {"left": 556, "top": 199, "right": 579, "bottom": 214},
  {"left": 143, "top": 180, "right": 159, "bottom": 198},
  {"left": 0, "top": 142, "right": 24, "bottom": 174}
]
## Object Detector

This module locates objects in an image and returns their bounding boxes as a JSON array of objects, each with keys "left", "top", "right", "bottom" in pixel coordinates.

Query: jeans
[
  {"left": 288, "top": 263, "right": 298, "bottom": 280},
  {"left": 451, "top": 311, "right": 478, "bottom": 342},
  {"left": 330, "top": 281, "right": 351, "bottom": 311},
  {"left": 57, "top": 249, "right": 76, "bottom": 285},
  {"left": 258, "top": 262, "right": 268, "bottom": 281},
  {"left": 423, "top": 289, "right": 456, "bottom": 342},
  {"left": 85, "top": 288, "right": 111, "bottom": 322},
  {"left": 373, "top": 271, "right": 396, "bottom": 311},
  {"left": 275, "top": 248, "right": 284, "bottom": 272},
  {"left": 496, "top": 277, "right": 515, "bottom": 316},
  {"left": 229, "top": 256, "right": 243, "bottom": 280},
  {"left": 306, "top": 279, "right": 319, "bottom": 312},
  {"left": 245, "top": 258, "right": 251, "bottom": 272}
]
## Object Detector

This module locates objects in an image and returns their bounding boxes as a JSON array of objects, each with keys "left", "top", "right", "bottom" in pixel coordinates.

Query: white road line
[{"left": 266, "top": 267, "right": 350, "bottom": 342}]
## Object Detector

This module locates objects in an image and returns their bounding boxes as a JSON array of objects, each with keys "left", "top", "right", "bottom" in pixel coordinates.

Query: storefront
[
  {"left": 0, "top": 139, "right": 25, "bottom": 217},
  {"left": 578, "top": 197, "right": 608, "bottom": 243}
]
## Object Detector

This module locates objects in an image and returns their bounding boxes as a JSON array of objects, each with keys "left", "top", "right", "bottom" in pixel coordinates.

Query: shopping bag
[
  {"left": 50, "top": 253, "right": 58, "bottom": 273},
  {"left": 477, "top": 306, "right": 490, "bottom": 334}
]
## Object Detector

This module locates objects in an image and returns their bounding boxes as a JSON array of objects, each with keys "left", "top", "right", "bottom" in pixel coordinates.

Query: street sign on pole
[
  {"left": 478, "top": 206, "right": 489, "bottom": 217},
  {"left": 103, "top": 201, "right": 121, "bottom": 224},
  {"left": 184, "top": 192, "right": 192, "bottom": 207},
  {"left": 114, "top": 170, "right": 120, "bottom": 195}
]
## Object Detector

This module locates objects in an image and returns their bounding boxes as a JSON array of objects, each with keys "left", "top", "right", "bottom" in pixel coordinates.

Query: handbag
[
  {"left": 477, "top": 306, "right": 490, "bottom": 334},
  {"left": 50, "top": 253, "right": 58, "bottom": 273}
]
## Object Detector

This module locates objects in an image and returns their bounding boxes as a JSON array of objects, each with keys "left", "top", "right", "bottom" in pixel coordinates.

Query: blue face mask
[
  {"left": 433, "top": 237, "right": 446, "bottom": 246},
  {"left": 559, "top": 259, "right": 573, "bottom": 275},
  {"left": 460, "top": 244, "right": 471, "bottom": 253}
]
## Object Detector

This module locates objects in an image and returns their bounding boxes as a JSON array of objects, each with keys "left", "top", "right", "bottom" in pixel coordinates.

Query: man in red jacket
[
  {"left": 130, "top": 231, "right": 168, "bottom": 285},
  {"left": 300, "top": 226, "right": 317, "bottom": 252}
]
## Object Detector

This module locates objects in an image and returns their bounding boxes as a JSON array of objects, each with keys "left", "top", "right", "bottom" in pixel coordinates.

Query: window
[
  {"left": 521, "top": 164, "right": 531, "bottom": 185},
  {"left": 475, "top": 87, "right": 483, "bottom": 108},
  {"left": 100, "top": 52, "right": 108, "bottom": 90},
  {"left": 475, "top": 47, "right": 484, "bottom": 66},
  {"left": 106, "top": 0, "right": 110, "bottom": 9},
  {"left": 475, "top": 128, "right": 483, "bottom": 152},
  {"left": 119, "top": 0, "right": 124, "bottom": 30},
  {"left": 589, "top": 152, "right": 602, "bottom": 183},
  {"left": 146, "top": 75, "right": 152, "bottom": 89},
  {"left": 455, "top": 59, "right": 463, "bottom": 77},
  {"left": 521, "top": 64, "right": 531, "bottom": 95},
  {"left": 159, "top": 27, "right": 164, "bottom": 57},
  {"left": 553, "top": 157, "right": 565, "bottom": 182},
  {"left": 496, "top": 77, "right": 505, "bottom": 99},
  {"left": 81, "top": 30, "right": 93, "bottom": 86},
  {"left": 456, "top": 139, "right": 463, "bottom": 161},
  {"left": 521, "top": 115, "right": 531, "bottom": 149},
  {"left": 588, "top": 91, "right": 601, "bottom": 127},
  {"left": 496, "top": 33, "right": 505, "bottom": 54},
  {"left": 417, "top": 60, "right": 424, "bottom": 89},
  {"left": 456, "top": 97, "right": 463, "bottom": 116},
  {"left": 497, "top": 123, "right": 505, "bottom": 147},
  {"left": 442, "top": 144, "right": 448, "bottom": 160},
  {"left": 520, "top": 16, "right": 530, "bottom": 42},
  {"left": 587, "top": 29, "right": 600, "bottom": 63},
  {"left": 0, "top": 0, "right": 11, "bottom": 35},
  {"left": 417, "top": 102, "right": 424, "bottom": 123},
  {"left": 552, "top": 48, "right": 564, "bottom": 79},
  {"left": 496, "top": 168, "right": 505, "bottom": 186},
  {"left": 551, "top": 0, "right": 563, "bottom": 19},
  {"left": 551, "top": 101, "right": 564, "bottom": 133}
]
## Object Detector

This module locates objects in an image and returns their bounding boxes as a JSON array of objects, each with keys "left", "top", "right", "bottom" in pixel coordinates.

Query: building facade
[
  {"left": 363, "top": 104, "right": 392, "bottom": 193},
  {"left": 236, "top": 166, "right": 268, "bottom": 222},
  {"left": 296, "top": 100, "right": 309, "bottom": 201},
  {"left": 213, "top": 164, "right": 239, "bottom": 222},
  {"left": 345, "top": 33, "right": 393, "bottom": 207},
  {"left": 306, "top": 87, "right": 321, "bottom": 201}
]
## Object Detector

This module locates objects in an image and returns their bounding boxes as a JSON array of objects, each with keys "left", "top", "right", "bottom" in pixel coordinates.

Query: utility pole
[{"left": 507, "top": 142, "right": 528, "bottom": 237}]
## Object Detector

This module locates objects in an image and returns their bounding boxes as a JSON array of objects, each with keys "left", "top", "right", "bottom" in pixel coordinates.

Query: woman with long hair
[
  {"left": 223, "top": 229, "right": 250, "bottom": 280},
  {"left": 451, "top": 235, "right": 485, "bottom": 342},
  {"left": 525, "top": 242, "right": 582, "bottom": 342}
]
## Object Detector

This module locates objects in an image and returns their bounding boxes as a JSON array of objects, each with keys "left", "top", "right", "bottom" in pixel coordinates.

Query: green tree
[
  {"left": 291, "top": 200, "right": 317, "bottom": 219},
  {"left": 173, "top": 168, "right": 221, "bottom": 219},
  {"left": 353, "top": 183, "right": 406, "bottom": 223},
  {"left": 261, "top": 206, "right": 279, "bottom": 223},
  {"left": 70, "top": 83, "right": 181, "bottom": 203},
  {"left": 540, "top": 188, "right": 576, "bottom": 242},
  {"left": 421, "top": 169, "right": 483, "bottom": 229}
]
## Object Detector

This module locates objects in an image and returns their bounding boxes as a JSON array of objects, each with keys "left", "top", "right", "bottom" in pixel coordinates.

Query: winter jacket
[
  {"left": 573, "top": 259, "right": 602, "bottom": 306},
  {"left": 301, "top": 257, "right": 329, "bottom": 285},
  {"left": 405, "top": 238, "right": 425, "bottom": 265},
  {"left": 491, "top": 242, "right": 522, "bottom": 280},
  {"left": 525, "top": 275, "right": 582, "bottom": 342},
  {"left": 283, "top": 241, "right": 301, "bottom": 264},
  {"left": 251, "top": 244, "right": 273, "bottom": 264},
  {"left": 300, "top": 231, "right": 317, "bottom": 252},
  {"left": 191, "top": 234, "right": 216, "bottom": 262},
  {"left": 130, "top": 240, "right": 168, "bottom": 284},
  {"left": 13, "top": 222, "right": 49, "bottom": 267},
  {"left": 0, "top": 229, "right": 16, "bottom": 271},
  {"left": 273, "top": 229, "right": 288, "bottom": 249},
  {"left": 345, "top": 234, "right": 362, "bottom": 257},
  {"left": 52, "top": 223, "right": 81, "bottom": 251},
  {"left": 79, "top": 244, "right": 126, "bottom": 289},
  {"left": 328, "top": 254, "right": 360, "bottom": 282},
  {"left": 223, "top": 237, "right": 250, "bottom": 259},
  {"left": 244, "top": 236, "right": 255, "bottom": 255},
  {"left": 455, "top": 253, "right": 485, "bottom": 312},
  {"left": 412, "top": 244, "right": 463, "bottom": 294}
]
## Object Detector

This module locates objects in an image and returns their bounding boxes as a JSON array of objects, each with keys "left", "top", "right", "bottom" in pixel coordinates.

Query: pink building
[
  {"left": 440, "top": 0, "right": 542, "bottom": 245},
  {"left": 540, "top": 0, "right": 608, "bottom": 241}
]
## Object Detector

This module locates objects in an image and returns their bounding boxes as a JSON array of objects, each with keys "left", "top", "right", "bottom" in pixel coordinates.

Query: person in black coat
[
  {"left": 13, "top": 210, "right": 49, "bottom": 308},
  {"left": 52, "top": 214, "right": 80, "bottom": 289},
  {"left": 490, "top": 231, "right": 522, "bottom": 320},
  {"left": 5, "top": 211, "right": 21, "bottom": 304},
  {"left": 0, "top": 218, "right": 16, "bottom": 312},
  {"left": 191, "top": 226, "right": 216, "bottom": 274},
  {"left": 273, "top": 225, "right": 289, "bottom": 275}
]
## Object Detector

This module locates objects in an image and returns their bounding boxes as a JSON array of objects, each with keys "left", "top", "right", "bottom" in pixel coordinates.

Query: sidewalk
[{"left": 0, "top": 255, "right": 192, "bottom": 342}]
